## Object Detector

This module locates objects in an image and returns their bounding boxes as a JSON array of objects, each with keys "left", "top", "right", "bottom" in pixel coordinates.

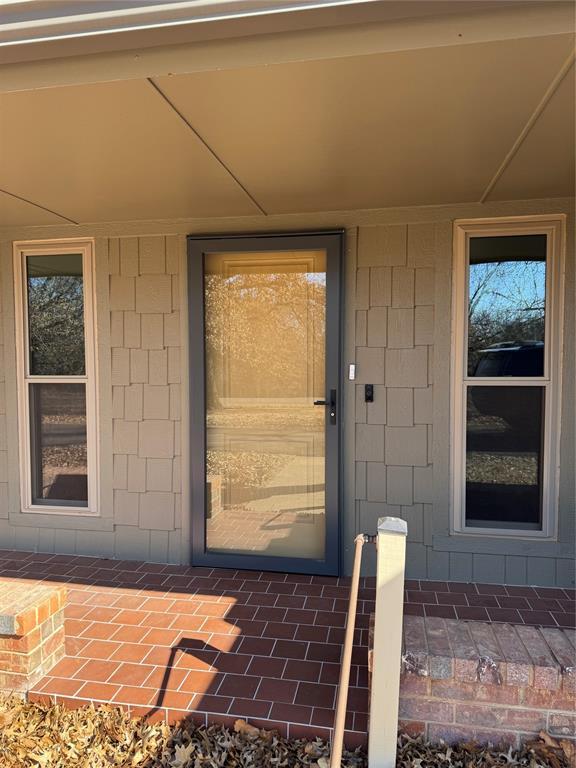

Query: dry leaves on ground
[
  {"left": 0, "top": 696, "right": 169, "bottom": 767},
  {"left": 0, "top": 698, "right": 364, "bottom": 768},
  {"left": 397, "top": 732, "right": 575, "bottom": 768},
  {"left": 0, "top": 696, "right": 572, "bottom": 768}
]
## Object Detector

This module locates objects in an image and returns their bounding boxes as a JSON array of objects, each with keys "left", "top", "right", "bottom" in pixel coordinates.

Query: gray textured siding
[
  {"left": 0, "top": 235, "right": 185, "bottom": 563},
  {"left": 347, "top": 219, "right": 575, "bottom": 587},
  {"left": 0, "top": 198, "right": 573, "bottom": 585}
]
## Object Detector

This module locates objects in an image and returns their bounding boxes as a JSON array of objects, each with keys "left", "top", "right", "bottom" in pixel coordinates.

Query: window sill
[
  {"left": 433, "top": 533, "right": 574, "bottom": 558},
  {"left": 9, "top": 511, "right": 114, "bottom": 532}
]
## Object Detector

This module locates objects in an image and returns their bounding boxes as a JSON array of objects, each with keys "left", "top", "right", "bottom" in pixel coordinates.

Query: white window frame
[
  {"left": 451, "top": 215, "right": 565, "bottom": 539},
  {"left": 13, "top": 239, "right": 99, "bottom": 516}
]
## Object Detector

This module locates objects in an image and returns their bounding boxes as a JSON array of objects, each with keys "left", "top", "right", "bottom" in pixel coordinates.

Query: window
[
  {"left": 452, "top": 218, "right": 564, "bottom": 536},
  {"left": 14, "top": 241, "right": 98, "bottom": 514}
]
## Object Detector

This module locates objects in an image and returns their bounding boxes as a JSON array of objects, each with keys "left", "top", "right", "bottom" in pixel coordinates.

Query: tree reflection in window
[
  {"left": 468, "top": 235, "right": 546, "bottom": 377},
  {"left": 203, "top": 251, "right": 327, "bottom": 559},
  {"left": 205, "top": 257, "right": 326, "bottom": 406},
  {"left": 27, "top": 254, "right": 85, "bottom": 376}
]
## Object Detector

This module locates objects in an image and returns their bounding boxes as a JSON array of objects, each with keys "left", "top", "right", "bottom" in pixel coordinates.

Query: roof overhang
[
  {"left": 1, "top": 0, "right": 390, "bottom": 59},
  {"left": 0, "top": 0, "right": 573, "bottom": 228},
  {"left": 0, "top": 0, "right": 573, "bottom": 86}
]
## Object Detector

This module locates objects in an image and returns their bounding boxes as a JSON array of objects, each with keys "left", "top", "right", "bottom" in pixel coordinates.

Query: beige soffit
[
  {"left": 0, "top": 78, "right": 261, "bottom": 223},
  {"left": 0, "top": 1, "right": 394, "bottom": 52},
  {"left": 0, "top": 2, "right": 572, "bottom": 92},
  {"left": 485, "top": 63, "right": 576, "bottom": 202},
  {"left": 153, "top": 34, "right": 575, "bottom": 214},
  {"left": 0, "top": 1, "right": 564, "bottom": 67},
  {"left": 0, "top": 189, "right": 70, "bottom": 226}
]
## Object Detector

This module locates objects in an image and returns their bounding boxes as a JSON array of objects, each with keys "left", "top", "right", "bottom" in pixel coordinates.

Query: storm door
[{"left": 188, "top": 233, "right": 342, "bottom": 574}]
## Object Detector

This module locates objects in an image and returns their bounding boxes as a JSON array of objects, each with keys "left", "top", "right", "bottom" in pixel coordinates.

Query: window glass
[
  {"left": 465, "top": 386, "right": 544, "bottom": 530},
  {"left": 29, "top": 383, "right": 88, "bottom": 506},
  {"left": 468, "top": 235, "right": 546, "bottom": 377},
  {"left": 27, "top": 254, "right": 85, "bottom": 376},
  {"left": 204, "top": 250, "right": 327, "bottom": 559}
]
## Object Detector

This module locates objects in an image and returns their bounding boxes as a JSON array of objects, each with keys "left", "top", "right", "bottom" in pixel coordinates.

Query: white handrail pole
[{"left": 368, "top": 517, "right": 407, "bottom": 768}]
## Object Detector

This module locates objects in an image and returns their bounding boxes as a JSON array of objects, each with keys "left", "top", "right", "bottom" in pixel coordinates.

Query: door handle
[{"left": 313, "top": 390, "right": 337, "bottom": 425}]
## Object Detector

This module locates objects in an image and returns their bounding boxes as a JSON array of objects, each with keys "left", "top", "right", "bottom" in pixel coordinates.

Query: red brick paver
[
  {"left": 404, "top": 580, "right": 575, "bottom": 628},
  {"left": 0, "top": 550, "right": 573, "bottom": 745},
  {"left": 0, "top": 551, "right": 371, "bottom": 744}
]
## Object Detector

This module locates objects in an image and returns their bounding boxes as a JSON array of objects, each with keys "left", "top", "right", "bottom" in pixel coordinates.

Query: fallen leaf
[
  {"left": 234, "top": 718, "right": 261, "bottom": 740},
  {"left": 305, "top": 741, "right": 324, "bottom": 758},
  {"left": 540, "top": 732, "right": 561, "bottom": 750}
]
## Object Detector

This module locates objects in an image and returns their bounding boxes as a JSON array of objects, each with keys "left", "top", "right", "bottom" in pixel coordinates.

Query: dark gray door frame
[{"left": 187, "top": 231, "right": 343, "bottom": 575}]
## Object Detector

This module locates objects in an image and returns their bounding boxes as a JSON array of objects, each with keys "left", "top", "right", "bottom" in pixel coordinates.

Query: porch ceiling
[
  {"left": 0, "top": 17, "right": 574, "bottom": 226},
  {"left": 152, "top": 35, "right": 575, "bottom": 214}
]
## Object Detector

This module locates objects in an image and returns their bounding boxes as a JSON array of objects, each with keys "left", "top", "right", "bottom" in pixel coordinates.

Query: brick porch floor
[
  {"left": 0, "top": 550, "right": 574, "bottom": 745},
  {"left": 403, "top": 580, "right": 575, "bottom": 628}
]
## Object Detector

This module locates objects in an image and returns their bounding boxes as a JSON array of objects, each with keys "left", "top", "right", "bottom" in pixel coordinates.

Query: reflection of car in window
[
  {"left": 471, "top": 342, "right": 543, "bottom": 434},
  {"left": 473, "top": 341, "right": 543, "bottom": 377}
]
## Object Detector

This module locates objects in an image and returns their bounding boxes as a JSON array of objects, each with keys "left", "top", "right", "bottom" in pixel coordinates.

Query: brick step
[
  {"left": 369, "top": 614, "right": 575, "bottom": 747},
  {"left": 0, "top": 581, "right": 66, "bottom": 693}
]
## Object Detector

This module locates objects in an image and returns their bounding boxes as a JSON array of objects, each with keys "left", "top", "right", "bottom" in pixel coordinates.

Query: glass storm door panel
[{"left": 189, "top": 234, "right": 341, "bottom": 575}]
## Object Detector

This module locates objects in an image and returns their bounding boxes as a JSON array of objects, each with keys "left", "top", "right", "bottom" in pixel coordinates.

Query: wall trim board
[
  {"left": 433, "top": 534, "right": 575, "bottom": 559},
  {"left": 1, "top": 198, "right": 573, "bottom": 243},
  {"left": 8, "top": 513, "right": 115, "bottom": 532}
]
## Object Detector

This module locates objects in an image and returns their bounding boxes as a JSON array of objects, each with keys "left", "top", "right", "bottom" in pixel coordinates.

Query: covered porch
[
  {"left": 0, "top": 0, "right": 573, "bottom": 586},
  {"left": 0, "top": 1, "right": 575, "bottom": 756}
]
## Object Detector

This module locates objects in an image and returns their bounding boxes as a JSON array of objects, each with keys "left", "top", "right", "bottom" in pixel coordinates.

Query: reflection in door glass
[
  {"left": 468, "top": 235, "right": 546, "bottom": 377},
  {"left": 204, "top": 251, "right": 327, "bottom": 559}
]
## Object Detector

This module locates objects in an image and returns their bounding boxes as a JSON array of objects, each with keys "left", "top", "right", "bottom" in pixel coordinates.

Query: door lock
[{"left": 314, "top": 390, "right": 337, "bottom": 425}]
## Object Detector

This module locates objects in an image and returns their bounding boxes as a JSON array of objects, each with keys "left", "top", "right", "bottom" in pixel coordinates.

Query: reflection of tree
[
  {"left": 205, "top": 269, "right": 325, "bottom": 405},
  {"left": 28, "top": 276, "right": 85, "bottom": 375},
  {"left": 468, "top": 260, "right": 545, "bottom": 374}
]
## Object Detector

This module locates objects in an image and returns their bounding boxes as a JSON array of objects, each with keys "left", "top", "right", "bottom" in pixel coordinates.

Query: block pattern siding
[
  {"left": 0, "top": 235, "right": 185, "bottom": 563},
  {"left": 0, "top": 199, "right": 573, "bottom": 583},
  {"left": 107, "top": 236, "right": 183, "bottom": 562},
  {"left": 354, "top": 224, "right": 440, "bottom": 580},
  {"left": 351, "top": 220, "right": 575, "bottom": 587}
]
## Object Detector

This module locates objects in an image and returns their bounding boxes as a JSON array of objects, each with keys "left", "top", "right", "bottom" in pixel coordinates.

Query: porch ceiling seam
[
  {"left": 479, "top": 47, "right": 576, "bottom": 203},
  {"left": 0, "top": 186, "right": 79, "bottom": 225},
  {"left": 146, "top": 77, "right": 268, "bottom": 216}
]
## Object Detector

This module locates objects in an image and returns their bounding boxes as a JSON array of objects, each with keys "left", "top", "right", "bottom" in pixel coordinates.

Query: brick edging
[
  {"left": 0, "top": 582, "right": 67, "bottom": 693},
  {"left": 370, "top": 614, "right": 575, "bottom": 746}
]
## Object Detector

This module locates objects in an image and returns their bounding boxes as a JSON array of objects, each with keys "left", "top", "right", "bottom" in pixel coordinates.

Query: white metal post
[{"left": 368, "top": 517, "right": 407, "bottom": 768}]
